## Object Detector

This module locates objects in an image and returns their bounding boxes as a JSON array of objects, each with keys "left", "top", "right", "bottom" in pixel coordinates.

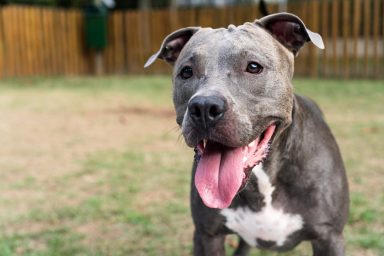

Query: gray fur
[{"left": 145, "top": 12, "right": 349, "bottom": 256}]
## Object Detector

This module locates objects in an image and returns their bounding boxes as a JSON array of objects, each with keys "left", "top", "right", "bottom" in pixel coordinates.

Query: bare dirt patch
[{"left": 0, "top": 90, "right": 178, "bottom": 222}]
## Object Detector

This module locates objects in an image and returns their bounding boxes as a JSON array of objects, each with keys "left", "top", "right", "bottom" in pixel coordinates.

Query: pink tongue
[{"left": 195, "top": 143, "right": 245, "bottom": 209}]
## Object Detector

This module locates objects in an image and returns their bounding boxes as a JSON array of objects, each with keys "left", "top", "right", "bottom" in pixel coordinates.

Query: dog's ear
[
  {"left": 256, "top": 12, "right": 324, "bottom": 56},
  {"left": 144, "top": 27, "right": 200, "bottom": 68}
]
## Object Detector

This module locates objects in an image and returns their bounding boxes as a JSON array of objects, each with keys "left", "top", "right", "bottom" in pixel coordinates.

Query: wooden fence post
[
  {"left": 342, "top": 0, "right": 350, "bottom": 79},
  {"left": 352, "top": 0, "right": 361, "bottom": 77},
  {"left": 309, "top": 0, "right": 319, "bottom": 78},
  {"left": 0, "top": 8, "right": 4, "bottom": 78},
  {"left": 372, "top": 0, "right": 380, "bottom": 78},
  {"left": 363, "top": 0, "right": 370, "bottom": 77},
  {"left": 331, "top": 0, "right": 339, "bottom": 78},
  {"left": 320, "top": 0, "right": 329, "bottom": 77}
]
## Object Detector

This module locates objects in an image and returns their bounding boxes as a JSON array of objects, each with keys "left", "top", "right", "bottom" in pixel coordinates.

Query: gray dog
[{"left": 145, "top": 12, "right": 349, "bottom": 256}]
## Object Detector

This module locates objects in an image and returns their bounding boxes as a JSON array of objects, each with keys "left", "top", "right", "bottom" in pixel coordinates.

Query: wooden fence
[{"left": 0, "top": 0, "right": 382, "bottom": 79}]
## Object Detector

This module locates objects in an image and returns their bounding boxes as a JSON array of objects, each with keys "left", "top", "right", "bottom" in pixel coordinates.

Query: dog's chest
[{"left": 220, "top": 165, "right": 304, "bottom": 248}]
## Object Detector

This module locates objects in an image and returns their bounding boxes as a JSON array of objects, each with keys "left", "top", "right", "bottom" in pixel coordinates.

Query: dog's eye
[
  {"left": 180, "top": 66, "right": 193, "bottom": 79},
  {"left": 246, "top": 62, "right": 263, "bottom": 74}
]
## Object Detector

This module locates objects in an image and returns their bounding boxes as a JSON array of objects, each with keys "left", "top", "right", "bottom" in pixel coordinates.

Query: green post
[{"left": 84, "top": 5, "right": 108, "bottom": 75}]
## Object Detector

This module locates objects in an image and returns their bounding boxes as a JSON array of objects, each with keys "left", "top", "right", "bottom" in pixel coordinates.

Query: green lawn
[{"left": 0, "top": 76, "right": 383, "bottom": 256}]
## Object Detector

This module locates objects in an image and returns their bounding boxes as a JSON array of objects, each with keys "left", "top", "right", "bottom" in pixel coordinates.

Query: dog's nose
[{"left": 188, "top": 96, "right": 226, "bottom": 128}]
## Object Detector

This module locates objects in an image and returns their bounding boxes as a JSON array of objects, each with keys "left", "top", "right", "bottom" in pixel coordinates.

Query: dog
[{"left": 145, "top": 12, "right": 349, "bottom": 256}]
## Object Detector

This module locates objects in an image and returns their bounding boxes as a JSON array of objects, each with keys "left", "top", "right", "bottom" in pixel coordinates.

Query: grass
[{"left": 0, "top": 76, "right": 383, "bottom": 255}]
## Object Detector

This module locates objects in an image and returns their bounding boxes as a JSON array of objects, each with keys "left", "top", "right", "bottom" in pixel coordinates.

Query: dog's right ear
[{"left": 144, "top": 27, "right": 200, "bottom": 68}]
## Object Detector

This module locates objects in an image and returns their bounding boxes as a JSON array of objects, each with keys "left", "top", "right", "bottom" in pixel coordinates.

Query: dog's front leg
[
  {"left": 193, "top": 230, "right": 225, "bottom": 256},
  {"left": 233, "top": 237, "right": 250, "bottom": 256},
  {"left": 311, "top": 232, "right": 345, "bottom": 256}
]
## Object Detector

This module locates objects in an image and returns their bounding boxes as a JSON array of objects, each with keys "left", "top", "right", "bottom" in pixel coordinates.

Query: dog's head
[{"left": 145, "top": 13, "right": 324, "bottom": 209}]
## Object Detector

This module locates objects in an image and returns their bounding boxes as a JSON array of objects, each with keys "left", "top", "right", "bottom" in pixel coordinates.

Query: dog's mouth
[{"left": 194, "top": 123, "right": 276, "bottom": 209}]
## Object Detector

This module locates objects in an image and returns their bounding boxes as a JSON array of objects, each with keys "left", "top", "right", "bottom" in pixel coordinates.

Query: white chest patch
[{"left": 220, "top": 165, "right": 304, "bottom": 247}]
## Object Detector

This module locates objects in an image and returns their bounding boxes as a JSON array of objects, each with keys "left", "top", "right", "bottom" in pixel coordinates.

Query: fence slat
[
  {"left": 8, "top": 7, "right": 19, "bottom": 76},
  {"left": 18, "top": 7, "right": 27, "bottom": 76},
  {"left": 320, "top": 0, "right": 328, "bottom": 77},
  {"left": 331, "top": 0, "right": 339, "bottom": 77},
  {"left": 46, "top": 8, "right": 57, "bottom": 75},
  {"left": 352, "top": 0, "right": 361, "bottom": 76},
  {"left": 140, "top": 9, "right": 151, "bottom": 74},
  {"left": 67, "top": 10, "right": 79, "bottom": 75},
  {"left": 0, "top": 9, "right": 4, "bottom": 78},
  {"left": 382, "top": 0, "right": 384, "bottom": 78},
  {"left": 303, "top": 1, "right": 310, "bottom": 76},
  {"left": 27, "top": 7, "right": 37, "bottom": 76},
  {"left": 309, "top": 0, "right": 319, "bottom": 78},
  {"left": 2, "top": 7, "right": 10, "bottom": 76},
  {"left": 342, "top": 0, "right": 350, "bottom": 79},
  {"left": 34, "top": 8, "right": 44, "bottom": 76},
  {"left": 6, "top": 7, "right": 14, "bottom": 76},
  {"left": 68, "top": 10, "right": 77, "bottom": 75},
  {"left": 40, "top": 8, "right": 49, "bottom": 75},
  {"left": 372, "top": 0, "right": 380, "bottom": 78},
  {"left": 125, "top": 11, "right": 140, "bottom": 73},
  {"left": 363, "top": 0, "right": 370, "bottom": 77}
]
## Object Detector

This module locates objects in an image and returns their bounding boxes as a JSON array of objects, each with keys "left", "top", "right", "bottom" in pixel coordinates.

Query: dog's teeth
[
  {"left": 248, "top": 141, "right": 255, "bottom": 147},
  {"left": 243, "top": 156, "right": 248, "bottom": 163},
  {"left": 203, "top": 139, "right": 207, "bottom": 148}
]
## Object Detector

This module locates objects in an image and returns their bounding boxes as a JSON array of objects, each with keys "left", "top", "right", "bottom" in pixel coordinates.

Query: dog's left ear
[
  {"left": 144, "top": 27, "right": 200, "bottom": 68},
  {"left": 256, "top": 12, "right": 324, "bottom": 56}
]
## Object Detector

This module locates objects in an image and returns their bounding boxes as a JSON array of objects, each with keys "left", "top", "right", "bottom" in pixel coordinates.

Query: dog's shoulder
[{"left": 294, "top": 93, "right": 324, "bottom": 118}]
